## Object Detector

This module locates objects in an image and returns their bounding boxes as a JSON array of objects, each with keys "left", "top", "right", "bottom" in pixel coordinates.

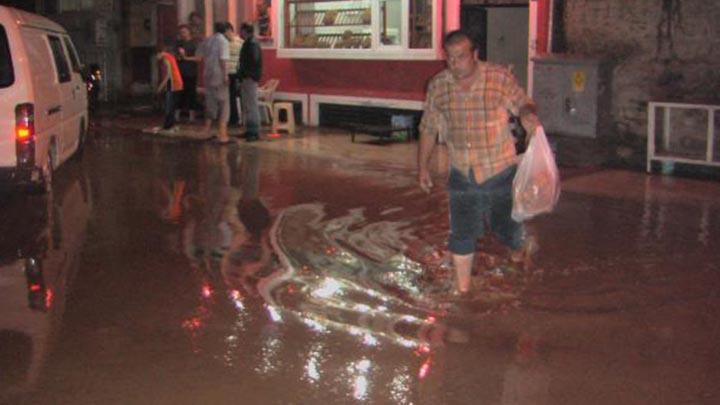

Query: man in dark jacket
[{"left": 238, "top": 23, "right": 263, "bottom": 142}]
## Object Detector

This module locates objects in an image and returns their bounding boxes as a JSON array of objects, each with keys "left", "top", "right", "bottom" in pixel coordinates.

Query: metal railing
[{"left": 647, "top": 101, "right": 719, "bottom": 173}]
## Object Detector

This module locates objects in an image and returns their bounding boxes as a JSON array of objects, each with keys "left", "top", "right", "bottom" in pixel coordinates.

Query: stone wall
[
  {"left": 49, "top": 0, "right": 123, "bottom": 102},
  {"left": 563, "top": 0, "right": 720, "bottom": 142}
]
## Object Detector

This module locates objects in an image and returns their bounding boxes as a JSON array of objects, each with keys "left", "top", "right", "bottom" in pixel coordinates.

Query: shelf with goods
[
  {"left": 291, "top": 8, "right": 370, "bottom": 28},
  {"left": 409, "top": 0, "right": 432, "bottom": 49},
  {"left": 285, "top": 0, "right": 372, "bottom": 50},
  {"left": 278, "top": 0, "right": 440, "bottom": 60}
]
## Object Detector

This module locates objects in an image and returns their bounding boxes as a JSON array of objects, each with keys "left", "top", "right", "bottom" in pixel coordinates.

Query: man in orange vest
[{"left": 156, "top": 44, "right": 184, "bottom": 133}]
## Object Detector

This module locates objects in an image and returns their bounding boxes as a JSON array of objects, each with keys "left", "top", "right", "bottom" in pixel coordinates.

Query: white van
[{"left": 0, "top": 6, "right": 88, "bottom": 192}]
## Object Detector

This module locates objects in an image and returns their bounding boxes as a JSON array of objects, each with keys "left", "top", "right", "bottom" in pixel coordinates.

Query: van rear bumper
[{"left": 0, "top": 166, "right": 40, "bottom": 189}]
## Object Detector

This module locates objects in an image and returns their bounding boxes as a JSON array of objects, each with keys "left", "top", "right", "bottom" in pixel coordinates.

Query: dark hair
[
  {"left": 226, "top": 22, "right": 234, "bottom": 32},
  {"left": 240, "top": 23, "right": 254, "bottom": 36},
  {"left": 214, "top": 22, "right": 228, "bottom": 34},
  {"left": 156, "top": 39, "right": 174, "bottom": 54},
  {"left": 443, "top": 30, "right": 476, "bottom": 51}
]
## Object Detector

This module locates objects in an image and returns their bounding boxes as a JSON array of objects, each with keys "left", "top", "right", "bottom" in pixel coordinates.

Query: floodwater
[{"left": 1, "top": 129, "right": 719, "bottom": 405}]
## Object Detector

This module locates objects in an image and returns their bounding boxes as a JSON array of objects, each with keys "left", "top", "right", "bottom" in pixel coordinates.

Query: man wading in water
[{"left": 418, "top": 30, "right": 540, "bottom": 296}]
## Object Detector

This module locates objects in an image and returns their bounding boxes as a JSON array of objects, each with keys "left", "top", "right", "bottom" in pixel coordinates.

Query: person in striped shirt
[
  {"left": 225, "top": 23, "right": 244, "bottom": 127},
  {"left": 418, "top": 30, "right": 540, "bottom": 295}
]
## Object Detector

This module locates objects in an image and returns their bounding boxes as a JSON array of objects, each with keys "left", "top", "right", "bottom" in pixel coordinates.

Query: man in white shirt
[{"left": 198, "top": 22, "right": 232, "bottom": 143}]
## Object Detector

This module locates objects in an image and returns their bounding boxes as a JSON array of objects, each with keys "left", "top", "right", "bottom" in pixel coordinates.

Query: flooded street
[{"left": 1, "top": 127, "right": 719, "bottom": 405}]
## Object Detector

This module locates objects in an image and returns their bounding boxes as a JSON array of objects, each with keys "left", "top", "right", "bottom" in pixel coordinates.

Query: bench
[{"left": 346, "top": 123, "right": 414, "bottom": 143}]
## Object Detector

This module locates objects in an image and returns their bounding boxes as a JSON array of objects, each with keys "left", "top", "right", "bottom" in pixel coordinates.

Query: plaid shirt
[{"left": 420, "top": 63, "right": 535, "bottom": 184}]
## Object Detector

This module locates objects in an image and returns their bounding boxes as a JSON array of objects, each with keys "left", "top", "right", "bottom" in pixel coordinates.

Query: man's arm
[
  {"left": 156, "top": 59, "right": 170, "bottom": 93},
  {"left": 220, "top": 39, "right": 230, "bottom": 84},
  {"left": 418, "top": 82, "right": 440, "bottom": 193},
  {"left": 418, "top": 128, "right": 437, "bottom": 193},
  {"left": 504, "top": 69, "right": 540, "bottom": 137}
]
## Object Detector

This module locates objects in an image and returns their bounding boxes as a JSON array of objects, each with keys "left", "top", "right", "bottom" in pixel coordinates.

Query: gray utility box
[{"left": 532, "top": 56, "right": 611, "bottom": 138}]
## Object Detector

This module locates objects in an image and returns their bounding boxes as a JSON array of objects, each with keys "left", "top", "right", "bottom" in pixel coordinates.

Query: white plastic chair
[{"left": 257, "top": 79, "right": 279, "bottom": 124}]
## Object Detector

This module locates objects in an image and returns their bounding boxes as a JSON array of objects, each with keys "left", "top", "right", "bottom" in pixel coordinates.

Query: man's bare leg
[
  {"left": 218, "top": 122, "right": 229, "bottom": 142},
  {"left": 510, "top": 236, "right": 538, "bottom": 271},
  {"left": 453, "top": 253, "right": 474, "bottom": 293},
  {"left": 203, "top": 118, "right": 212, "bottom": 135}
]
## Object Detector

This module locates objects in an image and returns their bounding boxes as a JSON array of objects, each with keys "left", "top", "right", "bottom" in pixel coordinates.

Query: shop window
[
  {"left": 409, "top": 0, "right": 432, "bottom": 49},
  {"left": 284, "top": 0, "right": 372, "bottom": 50},
  {"left": 380, "top": 0, "right": 401, "bottom": 47},
  {"left": 279, "top": 0, "right": 437, "bottom": 60}
]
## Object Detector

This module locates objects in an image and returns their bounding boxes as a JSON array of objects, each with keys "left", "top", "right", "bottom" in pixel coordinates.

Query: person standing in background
[
  {"left": 225, "top": 23, "right": 244, "bottom": 128},
  {"left": 198, "top": 22, "right": 232, "bottom": 143},
  {"left": 188, "top": 11, "right": 205, "bottom": 42},
  {"left": 175, "top": 24, "right": 201, "bottom": 123},
  {"left": 238, "top": 23, "right": 262, "bottom": 142},
  {"left": 155, "top": 44, "right": 183, "bottom": 134}
]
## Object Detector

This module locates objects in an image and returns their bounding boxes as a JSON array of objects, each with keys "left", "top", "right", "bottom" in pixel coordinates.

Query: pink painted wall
[
  {"left": 263, "top": 51, "right": 445, "bottom": 101},
  {"left": 536, "top": 0, "right": 551, "bottom": 55}
]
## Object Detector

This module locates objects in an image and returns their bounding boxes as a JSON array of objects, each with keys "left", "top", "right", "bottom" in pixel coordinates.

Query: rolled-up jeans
[
  {"left": 163, "top": 88, "right": 179, "bottom": 129},
  {"left": 447, "top": 165, "right": 524, "bottom": 255},
  {"left": 240, "top": 78, "right": 260, "bottom": 136}
]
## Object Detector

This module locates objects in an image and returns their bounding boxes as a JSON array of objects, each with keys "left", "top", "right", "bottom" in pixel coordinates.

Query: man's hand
[
  {"left": 418, "top": 167, "right": 434, "bottom": 194},
  {"left": 520, "top": 114, "right": 540, "bottom": 138}
]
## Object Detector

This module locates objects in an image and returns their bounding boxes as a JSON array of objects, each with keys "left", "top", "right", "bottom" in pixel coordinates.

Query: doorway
[{"left": 461, "top": 4, "right": 529, "bottom": 90}]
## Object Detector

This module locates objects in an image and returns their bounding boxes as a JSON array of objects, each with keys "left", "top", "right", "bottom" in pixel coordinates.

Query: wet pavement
[{"left": 1, "top": 122, "right": 719, "bottom": 404}]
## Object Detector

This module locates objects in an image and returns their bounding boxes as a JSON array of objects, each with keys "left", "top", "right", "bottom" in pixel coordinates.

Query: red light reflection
[
  {"left": 202, "top": 283, "right": 213, "bottom": 298},
  {"left": 418, "top": 357, "right": 432, "bottom": 379},
  {"left": 45, "top": 289, "right": 54, "bottom": 309},
  {"left": 182, "top": 317, "right": 203, "bottom": 331}
]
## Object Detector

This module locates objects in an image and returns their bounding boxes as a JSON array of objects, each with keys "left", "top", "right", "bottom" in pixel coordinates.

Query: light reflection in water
[
  {"left": 223, "top": 290, "right": 249, "bottom": 368},
  {"left": 304, "top": 342, "right": 324, "bottom": 384},
  {"left": 255, "top": 324, "right": 282, "bottom": 376},
  {"left": 348, "top": 359, "right": 372, "bottom": 401},
  {"left": 390, "top": 366, "right": 412, "bottom": 405},
  {"left": 251, "top": 203, "right": 467, "bottom": 350},
  {"left": 266, "top": 304, "right": 283, "bottom": 323}
]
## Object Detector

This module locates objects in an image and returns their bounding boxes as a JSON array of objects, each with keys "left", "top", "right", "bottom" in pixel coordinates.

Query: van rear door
[{"left": 19, "top": 27, "right": 62, "bottom": 165}]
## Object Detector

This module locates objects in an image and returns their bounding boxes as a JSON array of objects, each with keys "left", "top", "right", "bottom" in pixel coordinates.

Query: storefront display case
[{"left": 277, "top": 0, "right": 438, "bottom": 60}]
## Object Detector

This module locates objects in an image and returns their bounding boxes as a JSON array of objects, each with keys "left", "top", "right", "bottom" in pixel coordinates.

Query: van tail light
[
  {"left": 16, "top": 103, "right": 36, "bottom": 169},
  {"left": 16, "top": 103, "right": 35, "bottom": 143}
]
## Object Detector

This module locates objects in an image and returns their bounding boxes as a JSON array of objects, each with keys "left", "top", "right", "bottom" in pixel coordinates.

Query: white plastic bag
[{"left": 511, "top": 126, "right": 560, "bottom": 222}]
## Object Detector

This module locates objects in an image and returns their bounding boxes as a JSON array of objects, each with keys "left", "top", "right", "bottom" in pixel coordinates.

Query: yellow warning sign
[{"left": 572, "top": 70, "right": 587, "bottom": 92}]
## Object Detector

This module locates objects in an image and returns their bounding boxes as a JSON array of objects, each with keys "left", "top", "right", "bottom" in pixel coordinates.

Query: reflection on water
[
  {"left": 0, "top": 161, "right": 93, "bottom": 397},
  {"left": 165, "top": 146, "right": 462, "bottom": 351},
  {"left": 257, "top": 203, "right": 464, "bottom": 349}
]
